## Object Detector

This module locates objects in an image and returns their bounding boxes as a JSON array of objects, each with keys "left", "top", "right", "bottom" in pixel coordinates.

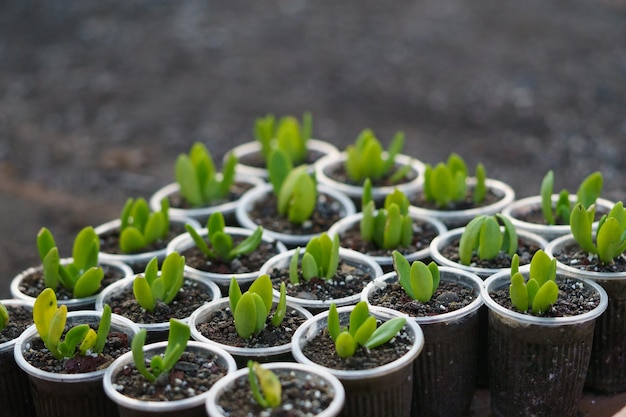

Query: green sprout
[
  {"left": 247, "top": 361, "right": 282, "bottom": 408},
  {"left": 458, "top": 213, "right": 518, "bottom": 265},
  {"left": 132, "top": 252, "right": 185, "bottom": 313},
  {"left": 289, "top": 233, "right": 340, "bottom": 284},
  {"left": 392, "top": 251, "right": 440, "bottom": 303},
  {"left": 33, "top": 288, "right": 112, "bottom": 359},
  {"left": 37, "top": 226, "right": 104, "bottom": 298},
  {"left": 327, "top": 301, "right": 407, "bottom": 358},
  {"left": 360, "top": 179, "right": 413, "bottom": 250},
  {"left": 174, "top": 142, "right": 238, "bottom": 208},
  {"left": 540, "top": 170, "right": 603, "bottom": 225},
  {"left": 344, "top": 129, "right": 409, "bottom": 184},
  {"left": 184, "top": 212, "right": 263, "bottom": 263},
  {"left": 422, "top": 153, "right": 487, "bottom": 208},
  {"left": 509, "top": 250, "right": 559, "bottom": 314},
  {"left": 119, "top": 197, "right": 170, "bottom": 253},
  {"left": 131, "top": 318, "right": 191, "bottom": 383},
  {"left": 228, "top": 275, "right": 288, "bottom": 340},
  {"left": 254, "top": 112, "right": 312, "bottom": 165},
  {"left": 570, "top": 201, "right": 626, "bottom": 264},
  {"left": 267, "top": 148, "right": 317, "bottom": 224},
  {"left": 0, "top": 303, "right": 9, "bottom": 332}
]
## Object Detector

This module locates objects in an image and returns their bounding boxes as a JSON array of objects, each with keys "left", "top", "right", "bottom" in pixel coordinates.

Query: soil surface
[{"left": 1, "top": 1, "right": 626, "bottom": 415}]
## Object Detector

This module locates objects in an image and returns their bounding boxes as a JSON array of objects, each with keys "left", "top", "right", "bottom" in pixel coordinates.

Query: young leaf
[
  {"left": 94, "top": 304, "right": 112, "bottom": 354},
  {"left": 133, "top": 275, "right": 156, "bottom": 312},
  {"left": 248, "top": 274, "right": 274, "bottom": 313},
  {"left": 576, "top": 171, "right": 603, "bottom": 209},
  {"left": 72, "top": 267, "right": 104, "bottom": 298},
  {"left": 328, "top": 303, "right": 341, "bottom": 342},
  {"left": 348, "top": 301, "right": 369, "bottom": 336},
  {"left": 540, "top": 170, "right": 555, "bottom": 225},
  {"left": 271, "top": 282, "right": 287, "bottom": 327},
  {"left": 509, "top": 272, "right": 528, "bottom": 312},
  {"left": 353, "top": 316, "right": 377, "bottom": 346},
  {"left": 0, "top": 303, "right": 8, "bottom": 331},
  {"left": 411, "top": 261, "right": 434, "bottom": 303},
  {"left": 478, "top": 216, "right": 502, "bottom": 260},
  {"left": 531, "top": 280, "right": 559, "bottom": 314},
  {"left": 335, "top": 332, "right": 357, "bottom": 358},
  {"left": 131, "top": 329, "right": 155, "bottom": 382},
  {"left": 229, "top": 277, "right": 242, "bottom": 313},
  {"left": 289, "top": 247, "right": 301, "bottom": 284},
  {"left": 458, "top": 216, "right": 485, "bottom": 265},
  {"left": 364, "top": 317, "right": 406, "bottom": 349}
]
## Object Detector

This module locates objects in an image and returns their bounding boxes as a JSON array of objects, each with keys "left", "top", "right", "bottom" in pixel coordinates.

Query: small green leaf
[
  {"left": 78, "top": 328, "right": 97, "bottom": 356},
  {"left": 328, "top": 303, "right": 341, "bottom": 342},
  {"left": 36, "top": 227, "right": 57, "bottom": 262},
  {"left": 529, "top": 250, "right": 555, "bottom": 287},
  {"left": 335, "top": 331, "right": 357, "bottom": 358},
  {"left": 526, "top": 278, "right": 540, "bottom": 306},
  {"left": 175, "top": 154, "right": 203, "bottom": 207},
  {"left": 34, "top": 288, "right": 58, "bottom": 343},
  {"left": 133, "top": 275, "right": 156, "bottom": 312},
  {"left": 289, "top": 247, "right": 300, "bottom": 284},
  {"left": 131, "top": 329, "right": 155, "bottom": 382},
  {"left": 73, "top": 266, "right": 104, "bottom": 298},
  {"left": 231, "top": 226, "right": 263, "bottom": 257},
  {"left": 361, "top": 178, "right": 373, "bottom": 211},
  {"left": 570, "top": 203, "right": 597, "bottom": 254},
  {"left": 212, "top": 231, "right": 234, "bottom": 261},
  {"left": 94, "top": 304, "right": 112, "bottom": 354},
  {"left": 531, "top": 280, "right": 559, "bottom": 314},
  {"left": 72, "top": 226, "right": 99, "bottom": 271},
  {"left": 540, "top": 171, "right": 555, "bottom": 225},
  {"left": 458, "top": 216, "right": 485, "bottom": 265},
  {"left": 478, "top": 216, "right": 502, "bottom": 260},
  {"left": 207, "top": 212, "right": 226, "bottom": 241},
  {"left": 348, "top": 301, "right": 369, "bottom": 336},
  {"left": 185, "top": 223, "right": 216, "bottom": 259},
  {"left": 144, "top": 212, "right": 165, "bottom": 245},
  {"left": 410, "top": 261, "right": 434, "bottom": 303},
  {"left": 248, "top": 274, "right": 274, "bottom": 313},
  {"left": 509, "top": 272, "right": 528, "bottom": 312},
  {"left": 248, "top": 361, "right": 269, "bottom": 408},
  {"left": 47, "top": 304, "right": 68, "bottom": 359},
  {"left": 473, "top": 163, "right": 487, "bottom": 204},
  {"left": 364, "top": 317, "right": 406, "bottom": 349},
  {"left": 576, "top": 171, "right": 603, "bottom": 209},
  {"left": 497, "top": 213, "right": 519, "bottom": 256},
  {"left": 229, "top": 277, "right": 242, "bottom": 313},
  {"left": 161, "top": 319, "right": 190, "bottom": 373},
  {"left": 269, "top": 148, "right": 294, "bottom": 198},
  {"left": 271, "top": 282, "right": 287, "bottom": 327},
  {"left": 120, "top": 227, "right": 147, "bottom": 253},
  {"left": 0, "top": 304, "right": 8, "bottom": 331},
  {"left": 42, "top": 247, "right": 61, "bottom": 290},
  {"left": 383, "top": 204, "right": 402, "bottom": 249},
  {"left": 354, "top": 316, "right": 377, "bottom": 346},
  {"left": 234, "top": 292, "right": 260, "bottom": 339},
  {"left": 59, "top": 324, "right": 90, "bottom": 358},
  {"left": 597, "top": 217, "right": 626, "bottom": 264},
  {"left": 393, "top": 251, "right": 415, "bottom": 300},
  {"left": 252, "top": 362, "right": 282, "bottom": 408},
  {"left": 325, "top": 233, "right": 341, "bottom": 280},
  {"left": 301, "top": 252, "right": 318, "bottom": 281}
]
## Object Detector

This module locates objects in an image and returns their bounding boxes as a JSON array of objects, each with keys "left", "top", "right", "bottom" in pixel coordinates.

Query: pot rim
[
  {"left": 102, "top": 340, "right": 237, "bottom": 412},
  {"left": 10, "top": 258, "right": 133, "bottom": 308},
  {"left": 0, "top": 298, "right": 34, "bottom": 353},
  {"left": 545, "top": 233, "right": 626, "bottom": 280},
  {"left": 166, "top": 226, "right": 288, "bottom": 284},
  {"left": 327, "top": 209, "right": 447, "bottom": 265},
  {"left": 14, "top": 310, "right": 140, "bottom": 382},
  {"left": 481, "top": 269, "right": 608, "bottom": 326},
  {"left": 94, "top": 274, "right": 221, "bottom": 330},
  {"left": 188, "top": 297, "right": 313, "bottom": 356},
  {"left": 291, "top": 305, "right": 424, "bottom": 380},
  {"left": 315, "top": 152, "right": 426, "bottom": 200},
  {"left": 409, "top": 177, "right": 516, "bottom": 224},
  {"left": 361, "top": 268, "right": 484, "bottom": 325},
  {"left": 235, "top": 182, "right": 356, "bottom": 246},
  {"left": 148, "top": 173, "right": 265, "bottom": 219},
  {"left": 205, "top": 361, "right": 346, "bottom": 417},
  {"left": 429, "top": 227, "right": 550, "bottom": 278},
  {"left": 230, "top": 139, "right": 340, "bottom": 179},
  {"left": 94, "top": 216, "right": 202, "bottom": 264},
  {"left": 259, "top": 247, "right": 384, "bottom": 309},
  {"left": 501, "top": 195, "right": 616, "bottom": 238}
]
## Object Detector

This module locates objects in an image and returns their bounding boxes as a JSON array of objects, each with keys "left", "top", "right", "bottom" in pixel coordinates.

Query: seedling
[
  {"left": 131, "top": 318, "right": 191, "bottom": 383},
  {"left": 37, "top": 226, "right": 104, "bottom": 298},
  {"left": 33, "top": 288, "right": 112, "bottom": 359},
  {"left": 289, "top": 233, "right": 340, "bottom": 284},
  {"left": 344, "top": 129, "right": 410, "bottom": 183},
  {"left": 174, "top": 142, "right": 238, "bottom": 207},
  {"left": 570, "top": 201, "right": 626, "bottom": 264},
  {"left": 119, "top": 197, "right": 170, "bottom": 253},
  {"left": 392, "top": 251, "right": 440, "bottom": 303},
  {"left": 327, "top": 301, "right": 406, "bottom": 358},
  {"left": 254, "top": 112, "right": 312, "bottom": 165},
  {"left": 132, "top": 252, "right": 185, "bottom": 313},
  {"left": 228, "top": 275, "right": 288, "bottom": 340},
  {"left": 540, "top": 170, "right": 603, "bottom": 225},
  {"left": 184, "top": 212, "right": 263, "bottom": 263},
  {"left": 458, "top": 214, "right": 518, "bottom": 265},
  {"left": 247, "top": 361, "right": 282, "bottom": 408},
  {"left": 0, "top": 303, "right": 8, "bottom": 332},
  {"left": 360, "top": 179, "right": 413, "bottom": 250},
  {"left": 422, "top": 153, "right": 487, "bottom": 208},
  {"left": 266, "top": 148, "right": 318, "bottom": 224},
  {"left": 508, "top": 251, "right": 559, "bottom": 314}
]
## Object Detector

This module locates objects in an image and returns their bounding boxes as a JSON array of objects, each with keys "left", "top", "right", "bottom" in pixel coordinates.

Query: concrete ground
[{"left": 1, "top": 1, "right": 625, "bottom": 415}]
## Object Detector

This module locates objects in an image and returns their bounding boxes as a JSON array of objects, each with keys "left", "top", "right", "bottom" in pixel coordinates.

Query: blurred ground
[{"left": 0, "top": 0, "right": 625, "bottom": 414}]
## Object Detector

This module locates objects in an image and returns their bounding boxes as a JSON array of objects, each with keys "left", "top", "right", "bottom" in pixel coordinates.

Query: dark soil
[
  {"left": 337, "top": 220, "right": 440, "bottom": 257},
  {"left": 22, "top": 331, "right": 130, "bottom": 374},
  {"left": 181, "top": 237, "right": 282, "bottom": 274},
  {"left": 551, "top": 241, "right": 626, "bottom": 273},
  {"left": 106, "top": 278, "right": 215, "bottom": 324},
  {"left": 246, "top": 192, "right": 346, "bottom": 236},
  {"left": 17, "top": 262, "right": 127, "bottom": 300},
  {"left": 268, "top": 260, "right": 376, "bottom": 301},
  {"left": 368, "top": 280, "right": 477, "bottom": 316},
  {"left": 300, "top": 322, "right": 414, "bottom": 371},
  {"left": 99, "top": 222, "right": 188, "bottom": 255},
  {"left": 0, "top": 304, "right": 32, "bottom": 343},
  {"left": 195, "top": 306, "right": 307, "bottom": 348},
  {"left": 167, "top": 180, "right": 255, "bottom": 210},
  {"left": 239, "top": 147, "right": 327, "bottom": 169},
  {"left": 112, "top": 350, "right": 228, "bottom": 402},
  {"left": 439, "top": 236, "right": 543, "bottom": 269},
  {"left": 215, "top": 368, "right": 336, "bottom": 417},
  {"left": 489, "top": 277, "right": 602, "bottom": 317},
  {"left": 410, "top": 185, "right": 503, "bottom": 211},
  {"left": 322, "top": 159, "right": 419, "bottom": 188}
]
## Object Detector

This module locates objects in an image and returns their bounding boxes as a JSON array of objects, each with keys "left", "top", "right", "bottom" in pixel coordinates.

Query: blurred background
[{"left": 1, "top": 0, "right": 625, "bottom": 298}]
